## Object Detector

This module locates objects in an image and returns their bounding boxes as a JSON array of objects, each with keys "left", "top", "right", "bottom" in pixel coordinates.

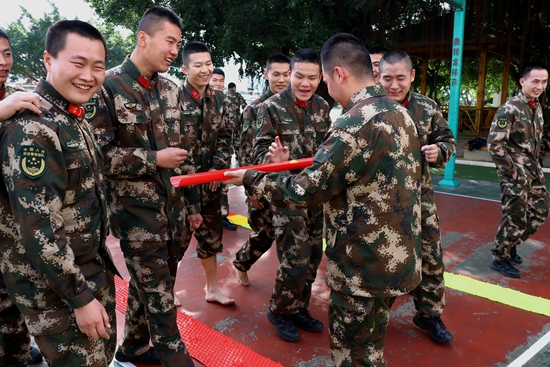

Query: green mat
[{"left": 430, "top": 164, "right": 550, "bottom": 186}]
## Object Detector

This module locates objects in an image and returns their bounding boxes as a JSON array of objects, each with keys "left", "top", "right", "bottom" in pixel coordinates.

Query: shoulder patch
[
  {"left": 242, "top": 118, "right": 250, "bottom": 132},
  {"left": 20, "top": 146, "right": 48, "bottom": 179},
  {"left": 497, "top": 116, "right": 508, "bottom": 129},
  {"left": 85, "top": 98, "right": 99, "bottom": 122},
  {"left": 124, "top": 102, "right": 138, "bottom": 109},
  {"left": 256, "top": 113, "right": 265, "bottom": 130}
]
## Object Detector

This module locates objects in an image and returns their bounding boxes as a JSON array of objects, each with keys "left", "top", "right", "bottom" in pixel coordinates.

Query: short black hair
[
  {"left": 290, "top": 48, "right": 321, "bottom": 71},
  {"left": 228, "top": 82, "right": 236, "bottom": 89},
  {"left": 320, "top": 33, "right": 372, "bottom": 80},
  {"left": 213, "top": 68, "right": 225, "bottom": 77},
  {"left": 137, "top": 6, "right": 182, "bottom": 38},
  {"left": 369, "top": 45, "right": 390, "bottom": 56},
  {"left": 266, "top": 53, "right": 290, "bottom": 71},
  {"left": 45, "top": 20, "right": 107, "bottom": 60},
  {"left": 0, "top": 28, "right": 10, "bottom": 46},
  {"left": 181, "top": 41, "right": 210, "bottom": 66},
  {"left": 379, "top": 50, "right": 413, "bottom": 73},
  {"left": 520, "top": 62, "right": 548, "bottom": 80}
]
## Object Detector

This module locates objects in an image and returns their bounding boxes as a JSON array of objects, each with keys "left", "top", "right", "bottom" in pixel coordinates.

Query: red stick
[{"left": 170, "top": 158, "right": 313, "bottom": 187}]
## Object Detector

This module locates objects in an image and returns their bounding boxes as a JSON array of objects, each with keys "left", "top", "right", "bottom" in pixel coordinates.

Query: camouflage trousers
[
  {"left": 270, "top": 208, "right": 323, "bottom": 314},
  {"left": 233, "top": 196, "right": 275, "bottom": 272},
  {"left": 0, "top": 274, "right": 32, "bottom": 367},
  {"left": 412, "top": 210, "right": 445, "bottom": 317},
  {"left": 182, "top": 183, "right": 223, "bottom": 259},
  {"left": 492, "top": 174, "right": 549, "bottom": 260},
  {"left": 221, "top": 184, "right": 230, "bottom": 217},
  {"left": 329, "top": 292, "right": 396, "bottom": 367},
  {"left": 1, "top": 270, "right": 116, "bottom": 367},
  {"left": 119, "top": 239, "right": 194, "bottom": 367}
]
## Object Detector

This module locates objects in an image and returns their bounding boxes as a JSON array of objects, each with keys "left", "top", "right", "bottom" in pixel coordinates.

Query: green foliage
[{"left": 5, "top": 3, "right": 133, "bottom": 83}]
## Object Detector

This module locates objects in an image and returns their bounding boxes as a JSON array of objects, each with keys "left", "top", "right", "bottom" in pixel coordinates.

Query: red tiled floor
[{"left": 108, "top": 186, "right": 550, "bottom": 367}]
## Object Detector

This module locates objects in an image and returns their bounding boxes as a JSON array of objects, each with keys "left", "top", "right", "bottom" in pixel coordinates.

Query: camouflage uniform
[
  {"left": 220, "top": 89, "right": 246, "bottom": 216},
  {"left": 0, "top": 80, "right": 118, "bottom": 367},
  {"left": 488, "top": 91, "right": 549, "bottom": 260},
  {"left": 89, "top": 57, "right": 199, "bottom": 367},
  {"left": 233, "top": 89, "right": 276, "bottom": 272},
  {"left": 0, "top": 83, "right": 35, "bottom": 367},
  {"left": 403, "top": 91, "right": 456, "bottom": 318},
  {"left": 244, "top": 85, "right": 422, "bottom": 367},
  {"left": 252, "top": 86, "right": 330, "bottom": 315},
  {"left": 179, "top": 81, "right": 231, "bottom": 258}
]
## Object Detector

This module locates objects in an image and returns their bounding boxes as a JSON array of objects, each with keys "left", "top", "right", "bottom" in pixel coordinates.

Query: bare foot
[
  {"left": 205, "top": 289, "right": 235, "bottom": 306},
  {"left": 236, "top": 269, "right": 250, "bottom": 286}
]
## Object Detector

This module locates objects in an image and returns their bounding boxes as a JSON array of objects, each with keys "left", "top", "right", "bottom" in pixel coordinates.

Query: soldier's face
[
  {"left": 264, "top": 62, "right": 290, "bottom": 94},
  {"left": 380, "top": 61, "right": 415, "bottom": 103},
  {"left": 44, "top": 33, "right": 105, "bottom": 106},
  {"left": 0, "top": 37, "right": 13, "bottom": 88},
  {"left": 370, "top": 53, "right": 383, "bottom": 85},
  {"left": 182, "top": 52, "right": 213, "bottom": 91},
  {"left": 140, "top": 21, "right": 181, "bottom": 76},
  {"left": 210, "top": 73, "right": 225, "bottom": 89},
  {"left": 290, "top": 62, "right": 321, "bottom": 102},
  {"left": 520, "top": 69, "right": 548, "bottom": 100}
]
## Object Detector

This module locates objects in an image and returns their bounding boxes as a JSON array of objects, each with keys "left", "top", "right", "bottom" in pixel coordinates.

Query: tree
[{"left": 5, "top": 3, "right": 134, "bottom": 83}]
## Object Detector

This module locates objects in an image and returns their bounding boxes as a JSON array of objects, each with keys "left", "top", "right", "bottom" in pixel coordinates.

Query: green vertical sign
[{"left": 439, "top": 0, "right": 465, "bottom": 188}]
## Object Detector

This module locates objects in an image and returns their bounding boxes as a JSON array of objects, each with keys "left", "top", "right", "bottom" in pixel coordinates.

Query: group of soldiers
[{"left": 0, "top": 3, "right": 548, "bottom": 367}]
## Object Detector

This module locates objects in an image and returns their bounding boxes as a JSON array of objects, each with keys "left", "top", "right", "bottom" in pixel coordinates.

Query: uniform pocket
[
  {"left": 64, "top": 149, "right": 91, "bottom": 205},
  {"left": 24, "top": 307, "right": 71, "bottom": 336}
]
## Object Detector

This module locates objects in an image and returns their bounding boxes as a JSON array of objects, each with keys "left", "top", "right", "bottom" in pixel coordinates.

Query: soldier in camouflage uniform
[
  {"left": 0, "top": 20, "right": 119, "bottom": 367},
  {"left": 487, "top": 63, "right": 549, "bottom": 278},
  {"left": 220, "top": 82, "right": 246, "bottom": 231},
  {"left": 89, "top": 8, "right": 200, "bottom": 367},
  {"left": 233, "top": 54, "right": 291, "bottom": 286},
  {"left": 251, "top": 49, "right": 331, "bottom": 342},
  {"left": 224, "top": 33, "right": 422, "bottom": 367},
  {"left": 368, "top": 46, "right": 390, "bottom": 85},
  {"left": 0, "top": 27, "right": 44, "bottom": 367},
  {"left": 179, "top": 41, "right": 234, "bottom": 305},
  {"left": 379, "top": 50, "right": 455, "bottom": 344}
]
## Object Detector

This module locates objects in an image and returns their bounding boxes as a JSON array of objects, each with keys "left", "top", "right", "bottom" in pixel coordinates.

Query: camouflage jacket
[
  {"left": 488, "top": 91, "right": 545, "bottom": 180},
  {"left": 178, "top": 81, "right": 231, "bottom": 174},
  {"left": 1, "top": 83, "right": 26, "bottom": 99},
  {"left": 0, "top": 79, "right": 117, "bottom": 311},
  {"left": 239, "top": 89, "right": 273, "bottom": 167},
  {"left": 244, "top": 85, "right": 422, "bottom": 298},
  {"left": 89, "top": 57, "right": 200, "bottom": 242},
  {"left": 252, "top": 86, "right": 331, "bottom": 165},
  {"left": 404, "top": 91, "right": 456, "bottom": 216},
  {"left": 225, "top": 89, "right": 247, "bottom": 132},
  {"left": 404, "top": 91, "right": 456, "bottom": 168}
]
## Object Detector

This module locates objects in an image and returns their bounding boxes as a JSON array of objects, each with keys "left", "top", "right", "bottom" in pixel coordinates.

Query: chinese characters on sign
[{"left": 451, "top": 37, "right": 461, "bottom": 87}]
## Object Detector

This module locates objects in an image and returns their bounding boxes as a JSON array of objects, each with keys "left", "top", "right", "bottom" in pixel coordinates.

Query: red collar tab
[
  {"left": 191, "top": 89, "right": 201, "bottom": 100},
  {"left": 296, "top": 99, "right": 307, "bottom": 109},
  {"left": 401, "top": 94, "right": 411, "bottom": 107},
  {"left": 528, "top": 100, "right": 537, "bottom": 108},
  {"left": 68, "top": 104, "right": 85, "bottom": 119},
  {"left": 0, "top": 86, "right": 5, "bottom": 100},
  {"left": 137, "top": 76, "right": 152, "bottom": 89},
  {"left": 209, "top": 89, "right": 214, "bottom": 99}
]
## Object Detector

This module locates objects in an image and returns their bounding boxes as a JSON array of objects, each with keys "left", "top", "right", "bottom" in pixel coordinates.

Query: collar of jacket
[
  {"left": 184, "top": 80, "right": 214, "bottom": 103},
  {"left": 35, "top": 79, "right": 85, "bottom": 120},
  {"left": 346, "top": 84, "right": 387, "bottom": 111},
  {"left": 518, "top": 91, "right": 539, "bottom": 109},
  {"left": 121, "top": 56, "right": 159, "bottom": 91}
]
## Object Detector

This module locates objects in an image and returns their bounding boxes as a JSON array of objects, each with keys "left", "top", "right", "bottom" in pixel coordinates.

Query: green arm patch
[
  {"left": 20, "top": 145, "right": 48, "bottom": 179},
  {"left": 497, "top": 116, "right": 508, "bottom": 129},
  {"left": 256, "top": 113, "right": 264, "bottom": 130},
  {"left": 85, "top": 98, "right": 99, "bottom": 122}
]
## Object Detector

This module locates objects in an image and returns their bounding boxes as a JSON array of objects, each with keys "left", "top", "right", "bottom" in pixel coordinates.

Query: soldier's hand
[
  {"left": 208, "top": 168, "right": 221, "bottom": 191},
  {"left": 222, "top": 169, "right": 246, "bottom": 186},
  {"left": 267, "top": 136, "right": 289, "bottom": 163},
  {"left": 156, "top": 148, "right": 189, "bottom": 169},
  {"left": 249, "top": 195, "right": 264, "bottom": 209},
  {"left": 74, "top": 299, "right": 111, "bottom": 340},
  {"left": 188, "top": 213, "right": 203, "bottom": 231},
  {"left": 0, "top": 92, "right": 41, "bottom": 120},
  {"left": 421, "top": 144, "right": 439, "bottom": 163}
]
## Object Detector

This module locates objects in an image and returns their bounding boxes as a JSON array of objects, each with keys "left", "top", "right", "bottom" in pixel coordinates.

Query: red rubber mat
[{"left": 114, "top": 276, "right": 283, "bottom": 367}]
